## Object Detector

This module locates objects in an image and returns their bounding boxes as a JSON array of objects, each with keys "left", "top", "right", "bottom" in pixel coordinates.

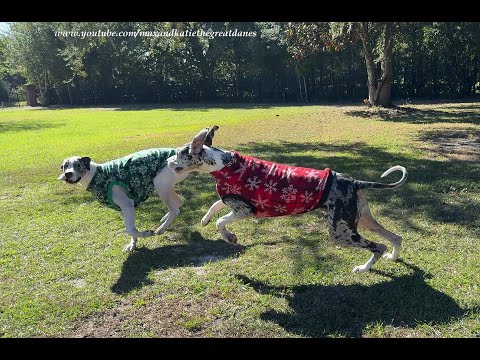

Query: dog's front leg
[
  {"left": 202, "top": 199, "right": 227, "bottom": 226},
  {"left": 112, "top": 185, "right": 154, "bottom": 251},
  {"left": 216, "top": 210, "right": 250, "bottom": 244},
  {"left": 216, "top": 198, "right": 253, "bottom": 244}
]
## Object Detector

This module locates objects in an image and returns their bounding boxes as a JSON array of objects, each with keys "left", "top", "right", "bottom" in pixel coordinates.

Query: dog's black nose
[{"left": 65, "top": 172, "right": 73, "bottom": 179}]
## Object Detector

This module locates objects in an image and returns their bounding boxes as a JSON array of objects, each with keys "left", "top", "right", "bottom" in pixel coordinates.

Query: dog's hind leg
[
  {"left": 357, "top": 190, "right": 402, "bottom": 261},
  {"left": 325, "top": 189, "right": 386, "bottom": 273},
  {"left": 328, "top": 219, "right": 387, "bottom": 273},
  {"left": 154, "top": 186, "right": 181, "bottom": 235},
  {"left": 202, "top": 200, "right": 227, "bottom": 227}
]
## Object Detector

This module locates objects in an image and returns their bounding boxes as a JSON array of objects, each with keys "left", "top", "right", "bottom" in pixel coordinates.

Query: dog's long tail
[{"left": 354, "top": 165, "right": 408, "bottom": 190}]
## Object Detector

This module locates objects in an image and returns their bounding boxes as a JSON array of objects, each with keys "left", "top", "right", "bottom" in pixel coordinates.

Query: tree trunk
[
  {"left": 376, "top": 23, "right": 394, "bottom": 106},
  {"left": 359, "top": 22, "right": 395, "bottom": 107},
  {"left": 67, "top": 82, "right": 73, "bottom": 105},
  {"left": 359, "top": 23, "right": 377, "bottom": 105},
  {"left": 303, "top": 75, "right": 308, "bottom": 103},
  {"left": 294, "top": 61, "right": 304, "bottom": 103}
]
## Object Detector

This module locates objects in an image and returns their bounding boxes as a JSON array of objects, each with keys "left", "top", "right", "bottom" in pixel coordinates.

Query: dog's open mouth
[{"left": 174, "top": 167, "right": 184, "bottom": 173}]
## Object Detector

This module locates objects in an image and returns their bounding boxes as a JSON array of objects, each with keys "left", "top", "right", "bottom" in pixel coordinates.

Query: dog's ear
[
  {"left": 204, "top": 125, "right": 219, "bottom": 147},
  {"left": 190, "top": 128, "right": 209, "bottom": 154},
  {"left": 80, "top": 156, "right": 91, "bottom": 171}
]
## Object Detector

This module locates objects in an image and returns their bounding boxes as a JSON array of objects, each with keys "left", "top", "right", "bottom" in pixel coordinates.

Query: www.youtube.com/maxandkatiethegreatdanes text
[{"left": 54, "top": 28, "right": 257, "bottom": 40}]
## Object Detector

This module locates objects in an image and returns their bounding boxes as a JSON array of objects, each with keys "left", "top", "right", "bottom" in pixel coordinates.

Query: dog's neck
[
  {"left": 78, "top": 162, "right": 97, "bottom": 188},
  {"left": 202, "top": 146, "right": 232, "bottom": 173}
]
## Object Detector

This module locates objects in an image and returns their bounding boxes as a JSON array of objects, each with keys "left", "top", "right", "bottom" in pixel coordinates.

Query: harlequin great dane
[
  {"left": 58, "top": 148, "right": 190, "bottom": 252},
  {"left": 168, "top": 126, "right": 407, "bottom": 273}
]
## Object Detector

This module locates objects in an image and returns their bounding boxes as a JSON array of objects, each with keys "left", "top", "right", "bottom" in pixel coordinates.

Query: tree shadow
[
  {"left": 0, "top": 121, "right": 65, "bottom": 133},
  {"left": 344, "top": 105, "right": 480, "bottom": 124},
  {"left": 111, "top": 230, "right": 245, "bottom": 294},
  {"left": 236, "top": 261, "right": 475, "bottom": 337}
]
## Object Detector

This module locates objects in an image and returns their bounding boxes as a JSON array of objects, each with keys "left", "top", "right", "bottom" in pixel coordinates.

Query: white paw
[
  {"left": 201, "top": 216, "right": 210, "bottom": 227},
  {"left": 382, "top": 253, "right": 398, "bottom": 261},
  {"left": 223, "top": 232, "right": 238, "bottom": 244},
  {"left": 123, "top": 243, "right": 136, "bottom": 252},
  {"left": 352, "top": 265, "right": 370, "bottom": 273}
]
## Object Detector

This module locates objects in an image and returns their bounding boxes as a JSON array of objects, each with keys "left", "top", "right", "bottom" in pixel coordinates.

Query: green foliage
[
  {"left": 2, "top": 22, "right": 480, "bottom": 105},
  {"left": 394, "top": 22, "right": 480, "bottom": 98}
]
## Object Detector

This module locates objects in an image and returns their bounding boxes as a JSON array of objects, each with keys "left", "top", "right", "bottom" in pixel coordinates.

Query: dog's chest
[{"left": 211, "top": 151, "right": 330, "bottom": 217}]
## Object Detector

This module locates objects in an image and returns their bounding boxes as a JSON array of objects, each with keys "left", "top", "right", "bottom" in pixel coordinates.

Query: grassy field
[{"left": 0, "top": 102, "right": 479, "bottom": 338}]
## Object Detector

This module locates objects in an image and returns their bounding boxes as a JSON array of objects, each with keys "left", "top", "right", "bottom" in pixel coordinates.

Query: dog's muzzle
[
  {"left": 58, "top": 172, "right": 80, "bottom": 184},
  {"left": 168, "top": 160, "right": 184, "bottom": 174}
]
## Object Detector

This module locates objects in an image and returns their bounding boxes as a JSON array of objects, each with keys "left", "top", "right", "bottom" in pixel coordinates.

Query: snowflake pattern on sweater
[{"left": 211, "top": 151, "right": 330, "bottom": 217}]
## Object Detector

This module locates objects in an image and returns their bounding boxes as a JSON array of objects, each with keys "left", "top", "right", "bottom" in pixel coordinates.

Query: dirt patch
[
  {"left": 62, "top": 294, "right": 247, "bottom": 338},
  {"left": 344, "top": 105, "right": 420, "bottom": 119},
  {"left": 417, "top": 128, "right": 480, "bottom": 162}
]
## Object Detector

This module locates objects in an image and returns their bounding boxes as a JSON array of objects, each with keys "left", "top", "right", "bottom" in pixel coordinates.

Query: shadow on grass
[
  {"left": 0, "top": 121, "right": 65, "bottom": 133},
  {"left": 111, "top": 230, "right": 245, "bottom": 294},
  {"left": 344, "top": 104, "right": 480, "bottom": 124},
  {"left": 236, "top": 261, "right": 475, "bottom": 337}
]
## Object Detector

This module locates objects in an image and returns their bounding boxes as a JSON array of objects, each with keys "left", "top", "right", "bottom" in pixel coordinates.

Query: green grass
[{"left": 0, "top": 102, "right": 479, "bottom": 338}]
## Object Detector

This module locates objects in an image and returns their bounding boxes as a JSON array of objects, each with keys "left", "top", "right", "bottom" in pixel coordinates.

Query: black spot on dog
[
  {"left": 203, "top": 154, "right": 217, "bottom": 166},
  {"left": 222, "top": 194, "right": 256, "bottom": 217},
  {"left": 220, "top": 151, "right": 232, "bottom": 166}
]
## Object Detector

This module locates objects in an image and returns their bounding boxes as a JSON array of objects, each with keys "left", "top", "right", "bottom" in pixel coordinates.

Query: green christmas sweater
[{"left": 87, "top": 148, "right": 176, "bottom": 210}]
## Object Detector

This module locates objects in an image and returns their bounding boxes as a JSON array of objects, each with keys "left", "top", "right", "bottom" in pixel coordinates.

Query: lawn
[{"left": 0, "top": 102, "right": 479, "bottom": 338}]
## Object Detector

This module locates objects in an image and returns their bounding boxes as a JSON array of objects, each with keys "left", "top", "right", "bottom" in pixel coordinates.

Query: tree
[
  {"left": 286, "top": 22, "right": 397, "bottom": 107},
  {"left": 9, "top": 22, "right": 71, "bottom": 105}
]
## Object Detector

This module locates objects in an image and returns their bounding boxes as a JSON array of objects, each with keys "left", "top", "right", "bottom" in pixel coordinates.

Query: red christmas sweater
[{"left": 210, "top": 151, "right": 330, "bottom": 217}]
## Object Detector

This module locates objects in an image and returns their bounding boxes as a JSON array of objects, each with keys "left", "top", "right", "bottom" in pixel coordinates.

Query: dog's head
[
  {"left": 168, "top": 125, "right": 219, "bottom": 174},
  {"left": 58, "top": 156, "right": 91, "bottom": 184}
]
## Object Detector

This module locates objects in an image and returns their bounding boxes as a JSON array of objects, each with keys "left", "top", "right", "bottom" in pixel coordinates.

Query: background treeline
[{"left": 0, "top": 22, "right": 479, "bottom": 106}]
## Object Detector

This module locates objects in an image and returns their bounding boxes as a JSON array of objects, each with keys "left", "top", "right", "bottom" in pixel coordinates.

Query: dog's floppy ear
[
  {"left": 80, "top": 156, "right": 91, "bottom": 171},
  {"left": 204, "top": 125, "right": 219, "bottom": 147},
  {"left": 190, "top": 127, "right": 209, "bottom": 154}
]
